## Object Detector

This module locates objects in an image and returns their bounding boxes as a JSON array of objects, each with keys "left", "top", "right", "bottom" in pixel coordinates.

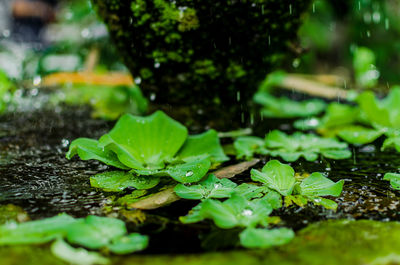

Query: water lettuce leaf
[
  {"left": 381, "top": 136, "right": 400, "bottom": 152},
  {"left": 66, "top": 138, "right": 128, "bottom": 169},
  {"left": 98, "top": 111, "right": 188, "bottom": 170},
  {"left": 233, "top": 136, "right": 265, "bottom": 160},
  {"left": 295, "top": 172, "right": 344, "bottom": 196},
  {"left": 250, "top": 160, "right": 296, "bottom": 196},
  {"left": 249, "top": 161, "right": 343, "bottom": 210},
  {"left": 174, "top": 174, "right": 237, "bottom": 200},
  {"left": 0, "top": 214, "right": 76, "bottom": 245},
  {"left": 90, "top": 171, "right": 160, "bottom": 192},
  {"left": 383, "top": 173, "right": 400, "bottom": 190},
  {"left": 336, "top": 126, "right": 384, "bottom": 145},
  {"left": 264, "top": 130, "right": 351, "bottom": 162},
  {"left": 107, "top": 233, "right": 149, "bottom": 254},
  {"left": 0, "top": 214, "right": 148, "bottom": 255},
  {"left": 186, "top": 194, "right": 273, "bottom": 229},
  {"left": 254, "top": 91, "right": 326, "bottom": 118},
  {"left": 51, "top": 239, "right": 110, "bottom": 265},
  {"left": 239, "top": 227, "right": 294, "bottom": 249},
  {"left": 134, "top": 158, "right": 211, "bottom": 183},
  {"left": 67, "top": 111, "right": 228, "bottom": 184},
  {"left": 66, "top": 215, "right": 127, "bottom": 249}
]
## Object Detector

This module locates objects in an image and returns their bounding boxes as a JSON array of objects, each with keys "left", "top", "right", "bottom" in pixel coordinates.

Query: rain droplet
[{"left": 186, "top": 171, "right": 193, "bottom": 177}]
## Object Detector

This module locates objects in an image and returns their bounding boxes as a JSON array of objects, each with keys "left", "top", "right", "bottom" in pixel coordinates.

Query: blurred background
[{"left": 0, "top": 0, "right": 399, "bottom": 115}]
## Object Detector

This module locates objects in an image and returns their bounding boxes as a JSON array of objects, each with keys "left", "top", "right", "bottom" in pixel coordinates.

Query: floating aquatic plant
[
  {"left": 234, "top": 130, "right": 351, "bottom": 162},
  {"left": 254, "top": 91, "right": 326, "bottom": 118},
  {"left": 250, "top": 160, "right": 344, "bottom": 210},
  {"left": 0, "top": 214, "right": 148, "bottom": 264},
  {"left": 383, "top": 173, "right": 400, "bottom": 190},
  {"left": 67, "top": 111, "right": 228, "bottom": 188}
]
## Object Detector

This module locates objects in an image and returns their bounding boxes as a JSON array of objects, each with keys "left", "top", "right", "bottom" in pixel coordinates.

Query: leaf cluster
[
  {"left": 67, "top": 111, "right": 229, "bottom": 191},
  {"left": 0, "top": 214, "right": 148, "bottom": 264},
  {"left": 234, "top": 130, "right": 351, "bottom": 162}
]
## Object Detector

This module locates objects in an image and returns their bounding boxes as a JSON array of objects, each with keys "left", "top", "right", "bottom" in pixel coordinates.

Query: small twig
[
  {"left": 128, "top": 159, "right": 260, "bottom": 210},
  {"left": 84, "top": 47, "right": 99, "bottom": 72},
  {"left": 279, "top": 75, "right": 349, "bottom": 100}
]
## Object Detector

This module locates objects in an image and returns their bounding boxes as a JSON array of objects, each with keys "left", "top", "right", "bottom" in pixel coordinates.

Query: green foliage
[
  {"left": 383, "top": 173, "right": 400, "bottom": 190},
  {"left": 234, "top": 130, "right": 351, "bottom": 162},
  {"left": 251, "top": 160, "right": 295, "bottom": 196},
  {"left": 184, "top": 193, "right": 273, "bottom": 229},
  {"left": 239, "top": 227, "right": 294, "bottom": 249},
  {"left": 251, "top": 160, "right": 343, "bottom": 210},
  {"left": 353, "top": 47, "right": 379, "bottom": 88},
  {"left": 67, "top": 111, "right": 228, "bottom": 186},
  {"left": 254, "top": 91, "right": 326, "bottom": 118},
  {"left": 51, "top": 239, "right": 110, "bottom": 265},
  {"left": 54, "top": 84, "right": 148, "bottom": 120},
  {"left": 0, "top": 70, "right": 14, "bottom": 113},
  {"left": 0, "top": 214, "right": 148, "bottom": 263},
  {"left": 174, "top": 174, "right": 237, "bottom": 200},
  {"left": 90, "top": 171, "right": 160, "bottom": 192}
]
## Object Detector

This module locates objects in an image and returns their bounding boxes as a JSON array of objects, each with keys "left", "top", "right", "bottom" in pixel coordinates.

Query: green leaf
[
  {"left": 175, "top": 130, "right": 229, "bottom": 163},
  {"left": 51, "top": 239, "right": 110, "bottom": 265},
  {"left": 296, "top": 172, "right": 344, "bottom": 197},
  {"left": 233, "top": 183, "right": 270, "bottom": 200},
  {"left": 357, "top": 91, "right": 392, "bottom": 128},
  {"left": 90, "top": 171, "right": 160, "bottom": 192},
  {"left": 233, "top": 136, "right": 265, "bottom": 160},
  {"left": 250, "top": 160, "right": 296, "bottom": 196},
  {"left": 0, "top": 214, "right": 77, "bottom": 245},
  {"left": 381, "top": 136, "right": 400, "bottom": 152},
  {"left": 199, "top": 194, "right": 273, "bottom": 229},
  {"left": 239, "top": 228, "right": 294, "bottom": 249},
  {"left": 308, "top": 197, "right": 338, "bottom": 211},
  {"left": 66, "top": 216, "right": 127, "bottom": 249},
  {"left": 135, "top": 158, "right": 211, "bottom": 183},
  {"left": 353, "top": 47, "right": 378, "bottom": 88},
  {"left": 383, "top": 173, "right": 400, "bottom": 190},
  {"left": 254, "top": 91, "right": 326, "bottom": 118},
  {"left": 284, "top": 195, "right": 309, "bottom": 208},
  {"left": 179, "top": 203, "right": 205, "bottom": 224},
  {"left": 107, "top": 233, "right": 149, "bottom": 254},
  {"left": 99, "top": 111, "right": 188, "bottom": 169},
  {"left": 66, "top": 138, "right": 128, "bottom": 169},
  {"left": 264, "top": 130, "right": 351, "bottom": 162},
  {"left": 174, "top": 174, "right": 237, "bottom": 200},
  {"left": 337, "top": 126, "right": 384, "bottom": 145}
]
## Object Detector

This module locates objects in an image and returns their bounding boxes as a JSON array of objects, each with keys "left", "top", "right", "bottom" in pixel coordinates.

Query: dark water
[{"left": 0, "top": 91, "right": 400, "bottom": 253}]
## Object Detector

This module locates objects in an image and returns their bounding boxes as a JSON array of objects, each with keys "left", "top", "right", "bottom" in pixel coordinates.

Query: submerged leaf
[
  {"left": 251, "top": 160, "right": 296, "bottom": 196},
  {"left": 90, "top": 171, "right": 160, "bottom": 192},
  {"left": 239, "top": 227, "right": 294, "bottom": 249}
]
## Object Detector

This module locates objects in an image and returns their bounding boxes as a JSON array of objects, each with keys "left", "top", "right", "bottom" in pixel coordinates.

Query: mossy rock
[
  {"left": 92, "top": 0, "right": 311, "bottom": 114},
  {"left": 2, "top": 219, "right": 400, "bottom": 265}
]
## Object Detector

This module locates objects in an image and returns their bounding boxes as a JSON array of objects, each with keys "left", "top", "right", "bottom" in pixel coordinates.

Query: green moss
[
  {"left": 0, "top": 204, "right": 29, "bottom": 224},
  {"left": 92, "top": 0, "right": 311, "bottom": 119}
]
